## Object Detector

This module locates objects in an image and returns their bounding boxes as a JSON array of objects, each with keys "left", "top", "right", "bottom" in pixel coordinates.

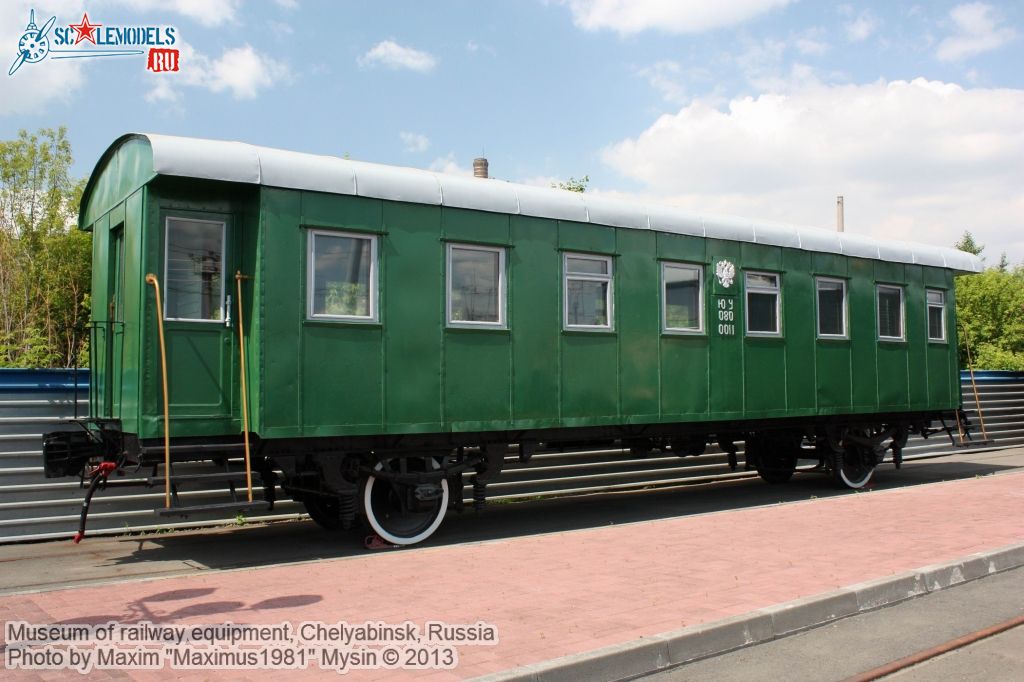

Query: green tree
[
  {"left": 0, "top": 127, "right": 91, "bottom": 368},
  {"left": 552, "top": 175, "right": 589, "bottom": 193},
  {"left": 953, "top": 230, "right": 984, "bottom": 257},
  {"left": 953, "top": 234, "right": 1024, "bottom": 371}
]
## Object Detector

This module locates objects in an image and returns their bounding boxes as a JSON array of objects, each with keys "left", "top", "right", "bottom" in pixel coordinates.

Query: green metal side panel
[
  {"left": 383, "top": 202, "right": 443, "bottom": 432},
  {"left": 875, "top": 261, "right": 909, "bottom": 409},
  {"left": 707, "top": 239, "right": 743, "bottom": 418},
  {"left": 905, "top": 265, "right": 929, "bottom": 410},
  {"left": 617, "top": 229, "right": 660, "bottom": 422},
  {"left": 558, "top": 221, "right": 618, "bottom": 423},
  {"left": 849, "top": 258, "right": 876, "bottom": 410},
  {"left": 299, "top": 193, "right": 385, "bottom": 435},
  {"left": 302, "top": 192, "right": 382, "bottom": 231},
  {"left": 657, "top": 233, "right": 708, "bottom": 419},
  {"left": 745, "top": 338, "right": 787, "bottom": 414},
  {"left": 742, "top": 243, "right": 787, "bottom": 416},
  {"left": 442, "top": 208, "right": 512, "bottom": 430},
  {"left": 82, "top": 138, "right": 154, "bottom": 227},
  {"left": 510, "top": 216, "right": 560, "bottom": 425},
  {"left": 90, "top": 213, "right": 110, "bottom": 417},
  {"left": 947, "top": 275, "right": 961, "bottom": 407},
  {"left": 96, "top": 180, "right": 967, "bottom": 442},
  {"left": 303, "top": 325, "right": 384, "bottom": 433},
  {"left": 118, "top": 189, "right": 145, "bottom": 435},
  {"left": 783, "top": 249, "right": 815, "bottom": 412},
  {"left": 260, "top": 189, "right": 302, "bottom": 432},
  {"left": 813, "top": 252, "right": 852, "bottom": 412}
]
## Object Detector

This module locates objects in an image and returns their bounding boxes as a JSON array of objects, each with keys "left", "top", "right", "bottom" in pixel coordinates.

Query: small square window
[
  {"left": 164, "top": 217, "right": 225, "bottom": 321},
  {"left": 447, "top": 244, "right": 506, "bottom": 328},
  {"left": 877, "top": 284, "right": 904, "bottom": 341},
  {"left": 927, "top": 289, "right": 946, "bottom": 342},
  {"left": 745, "top": 271, "right": 780, "bottom": 335},
  {"left": 565, "top": 253, "right": 613, "bottom": 329},
  {"left": 816, "top": 278, "right": 847, "bottom": 338},
  {"left": 308, "top": 230, "right": 378, "bottom": 321},
  {"left": 663, "top": 263, "right": 703, "bottom": 332}
]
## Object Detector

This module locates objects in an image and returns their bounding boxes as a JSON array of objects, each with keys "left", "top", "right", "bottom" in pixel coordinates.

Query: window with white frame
[
  {"left": 877, "top": 284, "right": 905, "bottom": 341},
  {"left": 164, "top": 217, "right": 225, "bottom": 321},
  {"left": 816, "top": 277, "right": 847, "bottom": 338},
  {"left": 927, "top": 289, "right": 946, "bottom": 342},
  {"left": 745, "top": 271, "right": 781, "bottom": 335},
  {"left": 564, "top": 253, "right": 613, "bottom": 329},
  {"left": 662, "top": 262, "right": 703, "bottom": 332},
  {"left": 447, "top": 243, "right": 506, "bottom": 327},
  {"left": 308, "top": 230, "right": 378, "bottom": 321}
]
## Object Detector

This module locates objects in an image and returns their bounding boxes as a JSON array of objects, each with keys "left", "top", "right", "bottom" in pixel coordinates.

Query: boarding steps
[{"left": 148, "top": 458, "right": 270, "bottom": 518}]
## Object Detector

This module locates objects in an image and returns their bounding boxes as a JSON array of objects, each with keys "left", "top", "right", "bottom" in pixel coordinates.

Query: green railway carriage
[{"left": 44, "top": 133, "right": 983, "bottom": 545}]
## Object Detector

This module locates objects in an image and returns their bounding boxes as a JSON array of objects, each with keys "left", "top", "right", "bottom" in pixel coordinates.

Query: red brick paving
[{"left": 3, "top": 472, "right": 1024, "bottom": 680}]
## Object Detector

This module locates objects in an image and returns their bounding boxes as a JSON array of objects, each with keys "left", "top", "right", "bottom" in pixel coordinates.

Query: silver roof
[{"left": 143, "top": 133, "right": 982, "bottom": 273}]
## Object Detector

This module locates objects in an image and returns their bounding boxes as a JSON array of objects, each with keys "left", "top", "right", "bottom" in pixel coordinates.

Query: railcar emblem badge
[{"left": 715, "top": 260, "right": 735, "bottom": 288}]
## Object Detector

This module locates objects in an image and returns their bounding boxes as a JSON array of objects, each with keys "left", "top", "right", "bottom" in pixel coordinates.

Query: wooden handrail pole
[
  {"left": 235, "top": 271, "right": 254, "bottom": 503},
  {"left": 145, "top": 274, "right": 172, "bottom": 508}
]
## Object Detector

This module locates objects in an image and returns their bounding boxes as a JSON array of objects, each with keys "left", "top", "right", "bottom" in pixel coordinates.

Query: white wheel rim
[
  {"left": 838, "top": 462, "right": 874, "bottom": 489},
  {"left": 364, "top": 458, "right": 448, "bottom": 546}
]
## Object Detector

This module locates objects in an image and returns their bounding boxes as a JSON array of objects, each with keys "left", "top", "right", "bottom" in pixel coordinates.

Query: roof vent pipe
[
  {"left": 473, "top": 157, "right": 489, "bottom": 179},
  {"left": 836, "top": 195, "right": 845, "bottom": 233}
]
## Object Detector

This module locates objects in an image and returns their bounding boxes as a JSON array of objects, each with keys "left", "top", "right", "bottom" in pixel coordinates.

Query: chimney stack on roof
[{"left": 473, "top": 157, "right": 489, "bottom": 179}]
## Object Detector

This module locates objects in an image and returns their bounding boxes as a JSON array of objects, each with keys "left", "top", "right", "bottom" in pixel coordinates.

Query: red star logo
[{"left": 69, "top": 13, "right": 101, "bottom": 45}]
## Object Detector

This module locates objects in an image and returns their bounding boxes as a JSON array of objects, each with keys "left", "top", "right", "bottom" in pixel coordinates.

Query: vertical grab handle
[
  {"left": 145, "top": 274, "right": 172, "bottom": 508},
  {"left": 235, "top": 271, "right": 254, "bottom": 503}
]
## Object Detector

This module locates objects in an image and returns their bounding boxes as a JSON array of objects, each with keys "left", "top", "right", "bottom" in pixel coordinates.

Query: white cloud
[
  {"left": 400, "top": 131, "right": 430, "bottom": 153},
  {"left": 274, "top": 0, "right": 299, "bottom": 9},
  {"left": 794, "top": 28, "right": 829, "bottom": 56},
  {"left": 0, "top": 1, "right": 89, "bottom": 115},
  {"left": 428, "top": 153, "right": 471, "bottom": 175},
  {"left": 936, "top": 3, "right": 1016, "bottom": 62},
  {"left": 845, "top": 10, "right": 879, "bottom": 42},
  {"left": 637, "top": 61, "right": 688, "bottom": 103},
  {"left": 466, "top": 40, "right": 496, "bottom": 56},
  {"left": 359, "top": 40, "right": 436, "bottom": 73},
  {"left": 560, "top": 0, "right": 793, "bottom": 34},
  {"left": 118, "top": 0, "right": 242, "bottom": 27},
  {"left": 601, "top": 78, "right": 1024, "bottom": 261},
  {"left": 144, "top": 41, "right": 290, "bottom": 102}
]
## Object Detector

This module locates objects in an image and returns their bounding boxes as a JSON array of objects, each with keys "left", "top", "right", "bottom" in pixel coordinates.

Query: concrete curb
[{"left": 472, "top": 540, "right": 1024, "bottom": 682}]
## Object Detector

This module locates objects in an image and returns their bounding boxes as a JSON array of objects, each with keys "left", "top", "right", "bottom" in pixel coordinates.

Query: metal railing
[{"left": 0, "top": 369, "right": 1019, "bottom": 543}]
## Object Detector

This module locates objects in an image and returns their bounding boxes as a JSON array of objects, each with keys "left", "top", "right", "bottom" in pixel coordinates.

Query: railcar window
[
  {"left": 564, "top": 253, "right": 613, "bottom": 330},
  {"left": 877, "top": 284, "right": 905, "bottom": 341},
  {"left": 446, "top": 244, "right": 506, "bottom": 328},
  {"left": 745, "top": 272, "right": 780, "bottom": 336},
  {"left": 816, "top": 278, "right": 847, "bottom": 338},
  {"left": 927, "top": 289, "right": 946, "bottom": 342},
  {"left": 662, "top": 263, "right": 703, "bottom": 333},
  {"left": 308, "top": 230, "right": 377, "bottom": 321},
  {"left": 164, "top": 217, "right": 225, "bottom": 321}
]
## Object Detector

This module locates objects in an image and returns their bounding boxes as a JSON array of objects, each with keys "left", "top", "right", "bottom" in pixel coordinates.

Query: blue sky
[{"left": 2, "top": 1, "right": 1022, "bottom": 261}]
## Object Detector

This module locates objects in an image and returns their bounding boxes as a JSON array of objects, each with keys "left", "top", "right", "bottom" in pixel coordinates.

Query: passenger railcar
[{"left": 43, "top": 134, "right": 983, "bottom": 545}]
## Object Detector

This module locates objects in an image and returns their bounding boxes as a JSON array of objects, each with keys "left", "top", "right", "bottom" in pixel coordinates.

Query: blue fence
[{"left": 0, "top": 368, "right": 91, "bottom": 393}]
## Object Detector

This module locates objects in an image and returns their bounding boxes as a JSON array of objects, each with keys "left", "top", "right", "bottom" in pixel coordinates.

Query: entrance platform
[{"left": 2, "top": 463, "right": 1023, "bottom": 680}]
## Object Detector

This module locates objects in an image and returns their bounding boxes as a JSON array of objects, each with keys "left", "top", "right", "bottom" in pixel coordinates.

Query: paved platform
[{"left": 2, "top": 467, "right": 1024, "bottom": 680}]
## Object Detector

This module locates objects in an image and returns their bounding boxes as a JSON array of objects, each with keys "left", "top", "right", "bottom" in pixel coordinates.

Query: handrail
[
  {"left": 235, "top": 271, "right": 254, "bottom": 503},
  {"left": 960, "top": 323, "right": 990, "bottom": 442},
  {"left": 144, "top": 274, "right": 172, "bottom": 508}
]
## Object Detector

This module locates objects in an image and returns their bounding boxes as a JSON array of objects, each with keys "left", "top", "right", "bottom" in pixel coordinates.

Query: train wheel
[
  {"left": 303, "top": 497, "right": 343, "bottom": 531},
  {"left": 831, "top": 447, "right": 875, "bottom": 489},
  {"left": 362, "top": 457, "right": 448, "bottom": 546}
]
